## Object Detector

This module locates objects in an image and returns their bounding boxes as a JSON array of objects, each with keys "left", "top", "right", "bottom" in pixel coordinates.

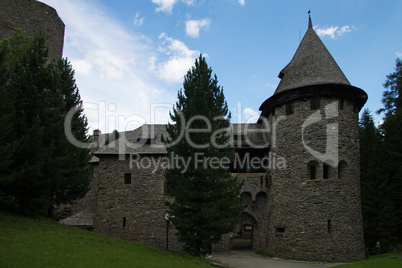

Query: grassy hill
[{"left": 0, "top": 213, "right": 210, "bottom": 268}]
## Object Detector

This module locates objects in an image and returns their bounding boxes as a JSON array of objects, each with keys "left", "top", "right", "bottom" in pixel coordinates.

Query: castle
[{"left": 2, "top": 1, "right": 367, "bottom": 261}]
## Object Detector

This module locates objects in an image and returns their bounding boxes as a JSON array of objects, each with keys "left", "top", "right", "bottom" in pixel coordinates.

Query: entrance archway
[{"left": 232, "top": 212, "right": 258, "bottom": 250}]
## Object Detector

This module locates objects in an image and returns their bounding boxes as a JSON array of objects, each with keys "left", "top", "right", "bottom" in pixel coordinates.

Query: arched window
[
  {"left": 241, "top": 192, "right": 252, "bottom": 205},
  {"left": 338, "top": 161, "right": 347, "bottom": 179},
  {"left": 307, "top": 161, "right": 318, "bottom": 180},
  {"left": 256, "top": 192, "right": 267, "bottom": 209}
]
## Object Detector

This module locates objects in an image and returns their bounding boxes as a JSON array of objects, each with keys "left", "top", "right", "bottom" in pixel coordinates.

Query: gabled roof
[
  {"left": 274, "top": 16, "right": 350, "bottom": 94},
  {"left": 92, "top": 123, "right": 269, "bottom": 156}
]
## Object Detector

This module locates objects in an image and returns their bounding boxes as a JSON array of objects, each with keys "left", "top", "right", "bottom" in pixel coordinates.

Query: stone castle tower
[
  {"left": 258, "top": 16, "right": 367, "bottom": 260},
  {"left": 0, "top": 0, "right": 65, "bottom": 59}
]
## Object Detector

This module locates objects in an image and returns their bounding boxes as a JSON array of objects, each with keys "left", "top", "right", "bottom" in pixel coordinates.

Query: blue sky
[{"left": 41, "top": 0, "right": 402, "bottom": 133}]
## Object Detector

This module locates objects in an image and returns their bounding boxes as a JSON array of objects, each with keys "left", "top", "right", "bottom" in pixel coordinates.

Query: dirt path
[{"left": 210, "top": 251, "right": 342, "bottom": 268}]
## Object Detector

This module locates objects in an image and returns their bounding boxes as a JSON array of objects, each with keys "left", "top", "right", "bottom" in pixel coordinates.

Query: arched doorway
[{"left": 232, "top": 212, "right": 258, "bottom": 250}]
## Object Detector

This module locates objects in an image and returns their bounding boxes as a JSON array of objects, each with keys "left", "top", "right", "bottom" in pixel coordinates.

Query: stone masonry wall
[
  {"left": 92, "top": 154, "right": 181, "bottom": 251},
  {"left": 262, "top": 96, "right": 365, "bottom": 261},
  {"left": 0, "top": 0, "right": 65, "bottom": 59}
]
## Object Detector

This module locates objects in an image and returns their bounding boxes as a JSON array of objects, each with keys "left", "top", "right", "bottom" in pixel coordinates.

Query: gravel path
[{"left": 210, "top": 251, "right": 342, "bottom": 268}]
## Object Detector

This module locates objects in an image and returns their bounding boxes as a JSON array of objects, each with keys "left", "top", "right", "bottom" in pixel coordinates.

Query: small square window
[{"left": 124, "top": 173, "right": 132, "bottom": 184}]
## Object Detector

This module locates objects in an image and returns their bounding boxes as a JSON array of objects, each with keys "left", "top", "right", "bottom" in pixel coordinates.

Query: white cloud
[
  {"left": 244, "top": 108, "right": 259, "bottom": 123},
  {"left": 151, "top": 33, "right": 200, "bottom": 82},
  {"left": 314, "top": 25, "right": 353, "bottom": 39},
  {"left": 397, "top": 52, "right": 402, "bottom": 58},
  {"left": 41, "top": 0, "right": 176, "bottom": 133},
  {"left": 238, "top": 0, "right": 245, "bottom": 6},
  {"left": 185, "top": 18, "right": 211, "bottom": 38},
  {"left": 134, "top": 12, "right": 145, "bottom": 26},
  {"left": 152, "top": 0, "right": 179, "bottom": 14},
  {"left": 264, "top": 83, "right": 277, "bottom": 89},
  {"left": 183, "top": 0, "right": 196, "bottom": 6}
]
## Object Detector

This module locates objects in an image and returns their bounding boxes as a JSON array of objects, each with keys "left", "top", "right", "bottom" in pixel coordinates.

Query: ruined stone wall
[
  {"left": 0, "top": 0, "right": 65, "bottom": 59},
  {"left": 262, "top": 96, "right": 365, "bottom": 261}
]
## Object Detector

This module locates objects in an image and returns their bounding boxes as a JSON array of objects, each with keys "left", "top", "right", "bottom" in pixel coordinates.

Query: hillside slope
[{"left": 0, "top": 213, "right": 210, "bottom": 267}]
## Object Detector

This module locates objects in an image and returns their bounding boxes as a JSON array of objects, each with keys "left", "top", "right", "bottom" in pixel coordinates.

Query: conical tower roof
[{"left": 274, "top": 16, "right": 350, "bottom": 94}]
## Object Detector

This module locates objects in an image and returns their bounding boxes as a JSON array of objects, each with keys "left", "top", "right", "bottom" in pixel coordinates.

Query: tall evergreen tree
[
  {"left": 359, "top": 109, "right": 397, "bottom": 254},
  {"left": 377, "top": 58, "right": 402, "bottom": 242},
  {"left": 163, "top": 55, "right": 244, "bottom": 256},
  {"left": 0, "top": 30, "right": 90, "bottom": 216}
]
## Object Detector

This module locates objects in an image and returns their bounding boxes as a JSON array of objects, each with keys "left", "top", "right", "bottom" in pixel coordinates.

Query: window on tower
[
  {"left": 310, "top": 96, "right": 320, "bottom": 110},
  {"left": 286, "top": 102, "right": 294, "bottom": 115},
  {"left": 307, "top": 161, "right": 318, "bottom": 180}
]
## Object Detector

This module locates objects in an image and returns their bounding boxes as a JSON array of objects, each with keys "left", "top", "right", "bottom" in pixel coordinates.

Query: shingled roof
[
  {"left": 92, "top": 123, "right": 269, "bottom": 155},
  {"left": 274, "top": 16, "right": 350, "bottom": 94}
]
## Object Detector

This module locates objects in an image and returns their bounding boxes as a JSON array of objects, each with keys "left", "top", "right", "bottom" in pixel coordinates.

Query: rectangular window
[
  {"left": 124, "top": 173, "right": 132, "bottom": 184},
  {"left": 276, "top": 227, "right": 285, "bottom": 233},
  {"left": 339, "top": 99, "right": 344, "bottom": 110},
  {"left": 123, "top": 217, "right": 127, "bottom": 227},
  {"left": 285, "top": 102, "right": 294, "bottom": 115},
  {"left": 323, "top": 164, "right": 329, "bottom": 180},
  {"left": 310, "top": 166, "right": 316, "bottom": 180},
  {"left": 327, "top": 219, "right": 332, "bottom": 233},
  {"left": 310, "top": 96, "right": 320, "bottom": 110}
]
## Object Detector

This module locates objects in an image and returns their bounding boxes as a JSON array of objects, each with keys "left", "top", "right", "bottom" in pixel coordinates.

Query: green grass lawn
[
  {"left": 0, "top": 212, "right": 211, "bottom": 268},
  {"left": 335, "top": 253, "right": 402, "bottom": 268}
]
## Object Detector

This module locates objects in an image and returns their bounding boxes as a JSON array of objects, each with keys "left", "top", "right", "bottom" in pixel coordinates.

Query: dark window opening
[
  {"left": 136, "top": 138, "right": 153, "bottom": 145},
  {"left": 339, "top": 99, "right": 344, "bottom": 110},
  {"left": 327, "top": 219, "right": 332, "bottom": 233},
  {"left": 285, "top": 102, "right": 294, "bottom": 115},
  {"left": 124, "top": 173, "right": 132, "bottom": 184},
  {"left": 230, "top": 150, "right": 267, "bottom": 173},
  {"left": 123, "top": 217, "right": 127, "bottom": 227},
  {"left": 275, "top": 227, "right": 285, "bottom": 233},
  {"left": 309, "top": 165, "right": 316, "bottom": 180},
  {"left": 323, "top": 164, "right": 329, "bottom": 180},
  {"left": 260, "top": 176, "right": 263, "bottom": 187},
  {"left": 310, "top": 96, "right": 320, "bottom": 110}
]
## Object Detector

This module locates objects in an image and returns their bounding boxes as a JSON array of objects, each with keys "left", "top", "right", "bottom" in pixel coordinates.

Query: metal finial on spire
[{"left": 308, "top": 9, "right": 313, "bottom": 29}]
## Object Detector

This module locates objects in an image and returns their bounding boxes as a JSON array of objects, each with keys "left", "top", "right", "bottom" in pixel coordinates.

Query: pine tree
[
  {"left": 377, "top": 58, "right": 402, "bottom": 243},
  {"left": 0, "top": 30, "right": 90, "bottom": 216},
  {"left": 359, "top": 109, "right": 397, "bottom": 254},
  {"left": 162, "top": 55, "right": 244, "bottom": 256}
]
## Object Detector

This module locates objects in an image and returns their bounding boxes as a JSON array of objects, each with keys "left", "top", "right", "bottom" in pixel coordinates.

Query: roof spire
[{"left": 308, "top": 9, "right": 312, "bottom": 29}]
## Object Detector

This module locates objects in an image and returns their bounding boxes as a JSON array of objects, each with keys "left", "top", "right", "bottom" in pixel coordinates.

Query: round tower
[
  {"left": 0, "top": 0, "right": 65, "bottom": 59},
  {"left": 259, "top": 16, "right": 367, "bottom": 261}
]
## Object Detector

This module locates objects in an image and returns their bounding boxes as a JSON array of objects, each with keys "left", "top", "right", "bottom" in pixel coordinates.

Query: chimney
[{"left": 93, "top": 129, "right": 101, "bottom": 148}]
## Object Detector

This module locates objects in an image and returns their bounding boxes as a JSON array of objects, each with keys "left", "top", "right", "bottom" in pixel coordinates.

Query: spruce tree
[
  {"left": 163, "top": 55, "right": 244, "bottom": 256},
  {"left": 359, "top": 109, "right": 397, "bottom": 254},
  {"left": 377, "top": 58, "right": 402, "bottom": 243},
  {"left": 0, "top": 30, "right": 90, "bottom": 216}
]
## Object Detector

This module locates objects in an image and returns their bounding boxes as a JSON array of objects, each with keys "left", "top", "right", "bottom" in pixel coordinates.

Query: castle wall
[
  {"left": 0, "top": 0, "right": 65, "bottom": 59},
  {"left": 92, "top": 155, "right": 181, "bottom": 251},
  {"left": 263, "top": 96, "right": 365, "bottom": 261}
]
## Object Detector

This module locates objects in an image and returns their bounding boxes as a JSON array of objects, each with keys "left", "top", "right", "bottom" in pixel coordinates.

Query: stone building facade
[
  {"left": 0, "top": 0, "right": 65, "bottom": 59},
  {"left": 63, "top": 16, "right": 367, "bottom": 261}
]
